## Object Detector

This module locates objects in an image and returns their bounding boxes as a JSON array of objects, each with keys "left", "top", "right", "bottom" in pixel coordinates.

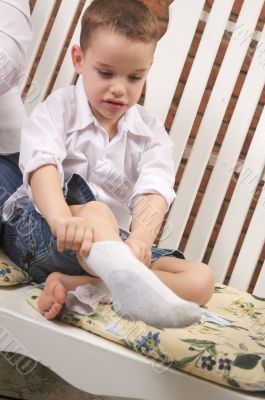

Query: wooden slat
[
  {"left": 253, "top": 260, "right": 265, "bottom": 297},
  {"left": 169, "top": 0, "right": 234, "bottom": 172},
  {"left": 24, "top": 0, "right": 81, "bottom": 115},
  {"left": 210, "top": 104, "right": 265, "bottom": 283},
  {"left": 52, "top": 0, "right": 93, "bottom": 92},
  {"left": 19, "top": 0, "right": 57, "bottom": 94},
  {"left": 185, "top": 23, "right": 265, "bottom": 264},
  {"left": 144, "top": 0, "right": 205, "bottom": 123},
  {"left": 159, "top": 0, "right": 264, "bottom": 251}
]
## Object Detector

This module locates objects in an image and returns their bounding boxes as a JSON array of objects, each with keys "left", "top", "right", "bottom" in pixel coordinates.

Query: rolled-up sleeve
[
  {"left": 19, "top": 100, "right": 67, "bottom": 191},
  {"left": 0, "top": 0, "right": 32, "bottom": 94},
  {"left": 127, "top": 123, "right": 176, "bottom": 211}
]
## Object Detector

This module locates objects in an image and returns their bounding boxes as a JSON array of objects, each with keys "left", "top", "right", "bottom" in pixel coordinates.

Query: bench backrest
[{"left": 21, "top": 0, "right": 265, "bottom": 296}]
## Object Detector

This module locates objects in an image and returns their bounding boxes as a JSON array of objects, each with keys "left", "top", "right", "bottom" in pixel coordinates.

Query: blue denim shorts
[
  {"left": 3, "top": 174, "right": 184, "bottom": 283},
  {"left": 0, "top": 153, "right": 22, "bottom": 244}
]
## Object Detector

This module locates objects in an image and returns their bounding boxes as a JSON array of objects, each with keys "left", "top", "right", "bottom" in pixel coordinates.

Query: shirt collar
[
  {"left": 120, "top": 105, "right": 155, "bottom": 137},
  {"left": 70, "top": 83, "right": 155, "bottom": 138}
]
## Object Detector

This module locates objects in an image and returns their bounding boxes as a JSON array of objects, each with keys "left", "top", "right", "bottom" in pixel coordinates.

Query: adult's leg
[{"left": 0, "top": 153, "right": 22, "bottom": 243}]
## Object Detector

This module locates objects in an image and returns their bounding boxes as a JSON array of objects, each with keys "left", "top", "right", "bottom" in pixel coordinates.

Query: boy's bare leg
[
  {"left": 38, "top": 272, "right": 101, "bottom": 319},
  {"left": 38, "top": 201, "right": 119, "bottom": 319},
  {"left": 39, "top": 201, "right": 202, "bottom": 328},
  {"left": 150, "top": 257, "right": 215, "bottom": 306}
]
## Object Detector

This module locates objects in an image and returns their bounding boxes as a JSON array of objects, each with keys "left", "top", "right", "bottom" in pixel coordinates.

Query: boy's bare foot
[{"left": 38, "top": 272, "right": 67, "bottom": 319}]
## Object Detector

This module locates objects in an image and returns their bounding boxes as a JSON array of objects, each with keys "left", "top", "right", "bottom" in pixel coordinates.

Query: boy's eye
[
  {"left": 98, "top": 70, "right": 113, "bottom": 78},
  {"left": 128, "top": 75, "right": 142, "bottom": 81}
]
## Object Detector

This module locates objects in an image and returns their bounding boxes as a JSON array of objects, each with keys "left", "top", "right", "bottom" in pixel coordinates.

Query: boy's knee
[
  {"left": 84, "top": 200, "right": 113, "bottom": 215},
  {"left": 74, "top": 200, "right": 109, "bottom": 213},
  {"left": 194, "top": 263, "right": 215, "bottom": 305}
]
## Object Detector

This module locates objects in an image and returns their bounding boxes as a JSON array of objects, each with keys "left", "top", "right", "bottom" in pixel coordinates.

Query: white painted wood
[
  {"left": 0, "top": 286, "right": 263, "bottom": 400},
  {"left": 184, "top": 23, "right": 265, "bottom": 266},
  {"left": 228, "top": 184, "right": 265, "bottom": 291},
  {"left": 159, "top": 0, "right": 264, "bottom": 251},
  {"left": 168, "top": 0, "right": 234, "bottom": 172},
  {"left": 210, "top": 104, "right": 265, "bottom": 283},
  {"left": 253, "top": 260, "right": 265, "bottom": 297},
  {"left": 24, "top": 0, "right": 81, "bottom": 115},
  {"left": 52, "top": 0, "right": 93, "bottom": 92},
  {"left": 19, "top": 0, "right": 57, "bottom": 94},
  {"left": 144, "top": 0, "right": 205, "bottom": 123}
]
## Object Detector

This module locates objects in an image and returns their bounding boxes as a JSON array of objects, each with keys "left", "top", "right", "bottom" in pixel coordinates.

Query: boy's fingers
[
  {"left": 79, "top": 228, "right": 93, "bottom": 256},
  {"left": 65, "top": 224, "right": 76, "bottom": 249},
  {"left": 57, "top": 229, "right": 66, "bottom": 252},
  {"left": 79, "top": 240, "right": 92, "bottom": 257},
  {"left": 72, "top": 226, "right": 85, "bottom": 250}
]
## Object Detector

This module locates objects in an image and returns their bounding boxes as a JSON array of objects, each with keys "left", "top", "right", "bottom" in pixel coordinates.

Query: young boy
[{"left": 3, "top": 0, "right": 214, "bottom": 328}]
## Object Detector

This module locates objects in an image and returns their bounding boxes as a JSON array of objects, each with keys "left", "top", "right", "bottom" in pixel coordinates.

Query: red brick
[
  {"left": 190, "top": 192, "right": 204, "bottom": 218},
  {"left": 232, "top": 72, "right": 246, "bottom": 97},
  {"left": 231, "top": 0, "right": 244, "bottom": 17},
  {"left": 165, "top": 103, "right": 177, "bottom": 131},
  {"left": 189, "top": 113, "right": 203, "bottom": 141},
  {"left": 198, "top": 88, "right": 211, "bottom": 114},
  {"left": 205, "top": 0, "right": 243, "bottom": 16},
  {"left": 174, "top": 163, "right": 186, "bottom": 190},
  {"left": 214, "top": 122, "right": 228, "bottom": 149},
  {"left": 189, "top": 32, "right": 203, "bottom": 59},
  {"left": 258, "top": 3, "right": 265, "bottom": 26},
  {"left": 224, "top": 178, "right": 237, "bottom": 203},
  {"left": 214, "top": 37, "right": 229, "bottom": 66},
  {"left": 179, "top": 57, "right": 193, "bottom": 83}
]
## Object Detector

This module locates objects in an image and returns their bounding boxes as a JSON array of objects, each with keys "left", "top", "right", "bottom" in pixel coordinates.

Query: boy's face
[{"left": 72, "top": 29, "right": 155, "bottom": 134}]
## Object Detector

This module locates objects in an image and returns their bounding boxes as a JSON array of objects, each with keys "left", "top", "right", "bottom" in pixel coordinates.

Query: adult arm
[{"left": 0, "top": 0, "right": 32, "bottom": 94}]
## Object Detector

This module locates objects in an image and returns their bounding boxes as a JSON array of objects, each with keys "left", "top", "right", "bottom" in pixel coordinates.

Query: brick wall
[{"left": 28, "top": 0, "right": 264, "bottom": 289}]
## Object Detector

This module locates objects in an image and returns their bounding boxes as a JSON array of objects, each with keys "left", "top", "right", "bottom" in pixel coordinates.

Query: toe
[{"left": 54, "top": 282, "right": 67, "bottom": 304}]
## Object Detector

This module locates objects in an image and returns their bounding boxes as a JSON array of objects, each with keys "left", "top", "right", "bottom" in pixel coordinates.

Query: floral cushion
[
  {"left": 0, "top": 249, "right": 31, "bottom": 286},
  {"left": 27, "top": 284, "right": 265, "bottom": 392}
]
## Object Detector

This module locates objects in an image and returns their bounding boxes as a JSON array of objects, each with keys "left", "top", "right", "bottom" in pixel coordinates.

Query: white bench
[{"left": 0, "top": 0, "right": 264, "bottom": 399}]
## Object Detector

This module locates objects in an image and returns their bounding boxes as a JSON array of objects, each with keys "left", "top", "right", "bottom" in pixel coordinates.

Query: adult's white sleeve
[{"left": 0, "top": 0, "right": 32, "bottom": 94}]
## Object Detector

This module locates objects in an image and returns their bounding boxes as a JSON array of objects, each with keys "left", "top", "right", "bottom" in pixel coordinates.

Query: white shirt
[
  {"left": 0, "top": 0, "right": 32, "bottom": 153},
  {"left": 4, "top": 84, "right": 176, "bottom": 230}
]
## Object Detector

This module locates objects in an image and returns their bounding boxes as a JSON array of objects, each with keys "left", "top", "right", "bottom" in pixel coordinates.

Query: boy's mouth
[{"left": 104, "top": 100, "right": 126, "bottom": 109}]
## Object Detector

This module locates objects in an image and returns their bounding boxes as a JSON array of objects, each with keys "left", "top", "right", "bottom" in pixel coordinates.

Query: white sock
[{"left": 83, "top": 241, "right": 201, "bottom": 328}]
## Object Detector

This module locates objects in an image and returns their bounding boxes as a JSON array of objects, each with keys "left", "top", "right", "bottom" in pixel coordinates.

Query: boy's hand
[
  {"left": 125, "top": 237, "right": 152, "bottom": 267},
  {"left": 50, "top": 216, "right": 93, "bottom": 257}
]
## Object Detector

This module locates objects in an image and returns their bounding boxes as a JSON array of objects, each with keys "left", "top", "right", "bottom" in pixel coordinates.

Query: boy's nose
[{"left": 110, "top": 81, "right": 126, "bottom": 97}]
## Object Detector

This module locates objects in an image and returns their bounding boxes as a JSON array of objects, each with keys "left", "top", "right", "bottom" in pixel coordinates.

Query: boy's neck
[{"left": 91, "top": 108, "right": 124, "bottom": 140}]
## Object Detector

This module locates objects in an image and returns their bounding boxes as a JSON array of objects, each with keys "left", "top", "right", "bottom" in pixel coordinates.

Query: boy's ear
[{"left": 71, "top": 45, "right": 84, "bottom": 74}]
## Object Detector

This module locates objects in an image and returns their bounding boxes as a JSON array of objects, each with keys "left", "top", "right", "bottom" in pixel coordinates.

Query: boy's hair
[{"left": 80, "top": 0, "right": 160, "bottom": 51}]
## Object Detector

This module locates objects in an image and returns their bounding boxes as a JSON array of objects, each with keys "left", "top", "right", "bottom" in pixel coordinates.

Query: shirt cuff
[
  {"left": 22, "top": 155, "right": 64, "bottom": 199},
  {"left": 127, "top": 184, "right": 176, "bottom": 212}
]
